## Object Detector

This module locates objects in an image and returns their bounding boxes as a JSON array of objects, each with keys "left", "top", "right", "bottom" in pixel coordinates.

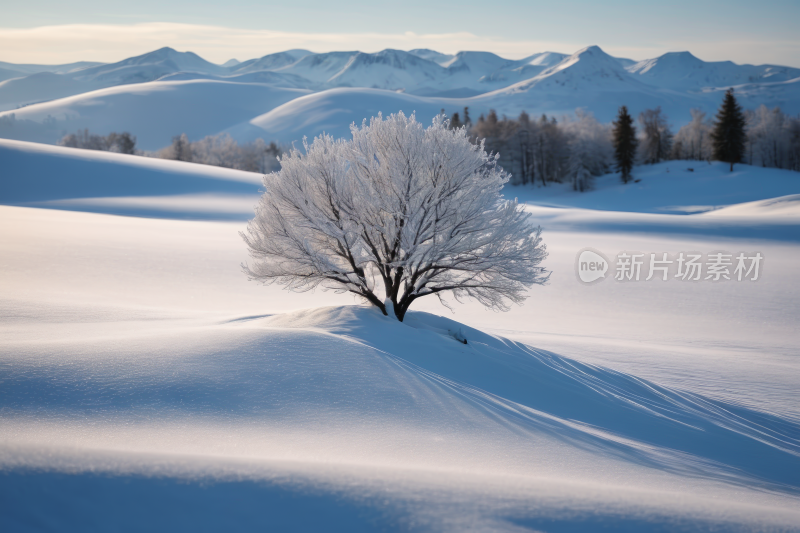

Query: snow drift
[{"left": 2, "top": 302, "right": 799, "bottom": 531}]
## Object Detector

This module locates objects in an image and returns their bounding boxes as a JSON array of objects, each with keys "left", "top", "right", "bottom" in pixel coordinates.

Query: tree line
[
  {"left": 447, "top": 90, "right": 800, "bottom": 190},
  {"left": 57, "top": 131, "right": 283, "bottom": 174},
  {"left": 55, "top": 89, "right": 798, "bottom": 184},
  {"left": 153, "top": 133, "right": 282, "bottom": 174}
]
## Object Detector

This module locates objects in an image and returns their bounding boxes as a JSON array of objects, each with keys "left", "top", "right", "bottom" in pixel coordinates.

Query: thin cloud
[
  {"left": 0, "top": 23, "right": 797, "bottom": 67},
  {"left": 0, "top": 23, "right": 581, "bottom": 64}
]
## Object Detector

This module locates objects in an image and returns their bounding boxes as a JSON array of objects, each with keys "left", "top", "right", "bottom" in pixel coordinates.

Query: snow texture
[{"left": 1, "top": 140, "right": 799, "bottom": 531}]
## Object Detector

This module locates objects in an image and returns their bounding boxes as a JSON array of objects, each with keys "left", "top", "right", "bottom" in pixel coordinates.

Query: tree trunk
[{"left": 360, "top": 291, "right": 387, "bottom": 316}]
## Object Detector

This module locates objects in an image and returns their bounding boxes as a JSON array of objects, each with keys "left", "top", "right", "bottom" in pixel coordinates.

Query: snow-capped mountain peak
[
  {"left": 628, "top": 51, "right": 704, "bottom": 76},
  {"left": 72, "top": 47, "right": 226, "bottom": 84},
  {"left": 626, "top": 50, "right": 800, "bottom": 89},
  {"left": 325, "top": 49, "right": 445, "bottom": 89},
  {"left": 522, "top": 52, "right": 568, "bottom": 67},
  {"left": 231, "top": 52, "right": 304, "bottom": 75},
  {"left": 407, "top": 49, "right": 455, "bottom": 66},
  {"left": 442, "top": 51, "right": 513, "bottom": 73},
  {"left": 501, "top": 45, "right": 637, "bottom": 94}
]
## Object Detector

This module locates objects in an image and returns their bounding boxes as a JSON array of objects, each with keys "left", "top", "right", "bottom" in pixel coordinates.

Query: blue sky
[{"left": 2, "top": 0, "right": 799, "bottom": 66}]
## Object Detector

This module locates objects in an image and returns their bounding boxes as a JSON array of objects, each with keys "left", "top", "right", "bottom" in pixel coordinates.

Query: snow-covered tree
[
  {"left": 746, "top": 105, "right": 789, "bottom": 169},
  {"left": 154, "top": 133, "right": 282, "bottom": 173},
  {"left": 672, "top": 109, "right": 713, "bottom": 161},
  {"left": 562, "top": 110, "right": 612, "bottom": 190},
  {"left": 242, "top": 112, "right": 549, "bottom": 322},
  {"left": 59, "top": 129, "right": 137, "bottom": 154},
  {"left": 169, "top": 133, "right": 193, "bottom": 162},
  {"left": 638, "top": 107, "right": 673, "bottom": 164},
  {"left": 532, "top": 114, "right": 569, "bottom": 186}
]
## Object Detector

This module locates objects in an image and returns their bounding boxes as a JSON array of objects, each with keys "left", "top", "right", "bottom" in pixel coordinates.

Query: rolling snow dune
[
  {"left": 155, "top": 70, "right": 314, "bottom": 89},
  {"left": 511, "top": 162, "right": 800, "bottom": 242},
  {"left": 0, "top": 80, "right": 310, "bottom": 150},
  {"left": 3, "top": 137, "right": 800, "bottom": 236},
  {"left": 1, "top": 200, "right": 800, "bottom": 530},
  {"left": 0, "top": 139, "right": 261, "bottom": 219},
  {"left": 2, "top": 137, "right": 800, "bottom": 529},
  {"left": 0, "top": 60, "right": 106, "bottom": 76},
  {"left": 0, "top": 71, "right": 102, "bottom": 111},
  {"left": 225, "top": 88, "right": 449, "bottom": 145},
  {"left": 515, "top": 161, "right": 800, "bottom": 214},
  {"left": 704, "top": 194, "right": 800, "bottom": 218}
]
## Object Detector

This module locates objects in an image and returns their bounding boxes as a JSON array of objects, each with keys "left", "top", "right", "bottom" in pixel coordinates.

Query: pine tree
[
  {"left": 450, "top": 112, "right": 462, "bottom": 129},
  {"left": 463, "top": 107, "right": 471, "bottom": 127},
  {"left": 711, "top": 89, "right": 746, "bottom": 172},
  {"left": 612, "top": 106, "right": 637, "bottom": 183}
]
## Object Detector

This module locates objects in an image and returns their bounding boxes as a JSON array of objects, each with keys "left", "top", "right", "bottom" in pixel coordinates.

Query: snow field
[{"left": 1, "top": 142, "right": 799, "bottom": 531}]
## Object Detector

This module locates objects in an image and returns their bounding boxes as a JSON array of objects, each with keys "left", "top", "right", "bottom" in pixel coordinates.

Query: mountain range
[{"left": 0, "top": 45, "right": 797, "bottom": 150}]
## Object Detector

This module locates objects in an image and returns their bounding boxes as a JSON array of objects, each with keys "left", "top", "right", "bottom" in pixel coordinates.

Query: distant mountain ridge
[
  {"left": 2, "top": 45, "right": 797, "bottom": 109},
  {"left": 0, "top": 44, "right": 798, "bottom": 148}
]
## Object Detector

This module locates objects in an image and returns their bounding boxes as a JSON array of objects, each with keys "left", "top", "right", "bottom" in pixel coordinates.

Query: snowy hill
[
  {"left": 0, "top": 59, "right": 105, "bottom": 77},
  {"left": 2, "top": 300, "right": 798, "bottom": 530},
  {"left": 514, "top": 160, "right": 800, "bottom": 214},
  {"left": 155, "top": 70, "right": 313, "bottom": 89},
  {"left": 0, "top": 81, "right": 310, "bottom": 150},
  {"left": 224, "top": 88, "right": 448, "bottom": 146},
  {"left": 0, "top": 139, "right": 260, "bottom": 219},
  {"left": 0, "top": 72, "right": 95, "bottom": 110},
  {"left": 1, "top": 140, "right": 800, "bottom": 529},
  {"left": 0, "top": 48, "right": 232, "bottom": 111}
]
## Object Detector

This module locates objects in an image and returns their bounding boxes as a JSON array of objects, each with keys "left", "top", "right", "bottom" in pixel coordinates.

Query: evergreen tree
[
  {"left": 463, "top": 107, "right": 471, "bottom": 127},
  {"left": 450, "top": 112, "right": 462, "bottom": 129},
  {"left": 711, "top": 88, "right": 746, "bottom": 172},
  {"left": 612, "top": 106, "right": 638, "bottom": 183}
]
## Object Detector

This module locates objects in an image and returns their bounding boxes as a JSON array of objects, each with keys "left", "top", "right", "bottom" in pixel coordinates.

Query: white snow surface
[{"left": 1, "top": 142, "right": 799, "bottom": 531}]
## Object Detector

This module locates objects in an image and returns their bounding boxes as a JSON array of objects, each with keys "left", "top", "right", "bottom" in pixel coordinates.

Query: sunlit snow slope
[
  {"left": 1, "top": 145, "right": 800, "bottom": 531},
  {"left": 0, "top": 80, "right": 310, "bottom": 149},
  {"left": 0, "top": 139, "right": 261, "bottom": 219}
]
